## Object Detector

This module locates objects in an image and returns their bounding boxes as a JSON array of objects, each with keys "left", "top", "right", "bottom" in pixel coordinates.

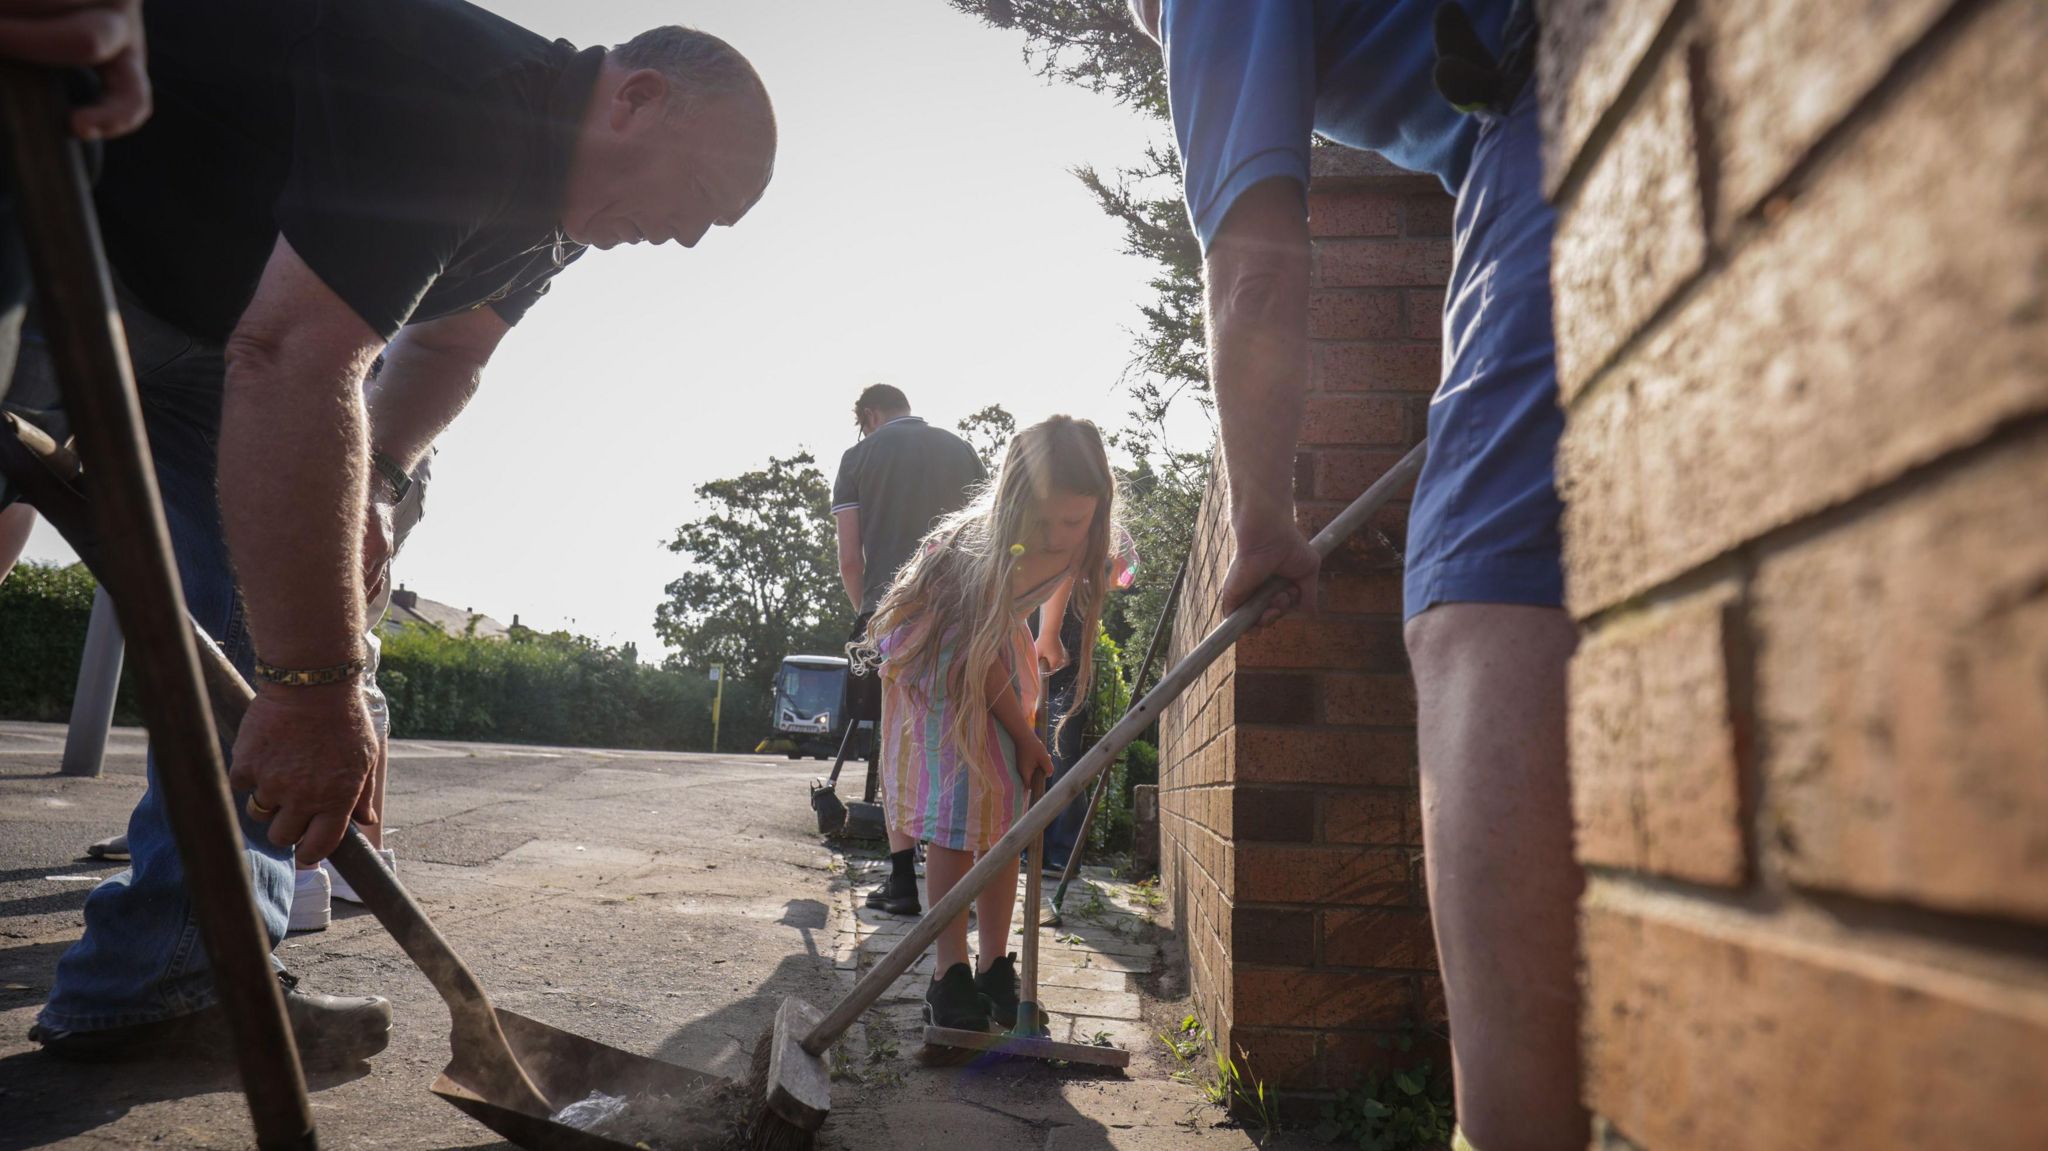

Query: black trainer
[
  {"left": 975, "top": 953, "right": 1022, "bottom": 1030},
  {"left": 922, "top": 962, "right": 992, "bottom": 1031},
  {"left": 30, "top": 971, "right": 391, "bottom": 1070}
]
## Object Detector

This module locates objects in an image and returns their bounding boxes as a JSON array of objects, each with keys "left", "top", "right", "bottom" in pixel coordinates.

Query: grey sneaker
[{"left": 289, "top": 866, "right": 331, "bottom": 933}]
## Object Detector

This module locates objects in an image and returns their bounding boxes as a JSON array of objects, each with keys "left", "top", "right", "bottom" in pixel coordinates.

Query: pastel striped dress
[{"left": 874, "top": 564, "right": 1070, "bottom": 854}]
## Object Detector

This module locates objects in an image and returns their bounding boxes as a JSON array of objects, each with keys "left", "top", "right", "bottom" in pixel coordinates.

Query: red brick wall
[
  {"left": 1541, "top": 0, "right": 2048, "bottom": 1146},
  {"left": 1157, "top": 147, "right": 1450, "bottom": 1097}
]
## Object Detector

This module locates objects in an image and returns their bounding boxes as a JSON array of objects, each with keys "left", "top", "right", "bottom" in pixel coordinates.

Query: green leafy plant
[
  {"left": 1130, "top": 876, "right": 1165, "bottom": 909},
  {"left": 829, "top": 1029, "right": 905, "bottom": 1089},
  {"left": 1074, "top": 886, "right": 1112, "bottom": 922},
  {"left": 1157, "top": 1016, "right": 1278, "bottom": 1137},
  {"left": 1206, "top": 1044, "right": 1279, "bottom": 1138},
  {"left": 1314, "top": 1035, "right": 1454, "bottom": 1150},
  {"left": 1157, "top": 1014, "right": 1205, "bottom": 1071}
]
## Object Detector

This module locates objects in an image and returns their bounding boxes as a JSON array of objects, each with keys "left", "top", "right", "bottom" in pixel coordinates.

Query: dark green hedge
[
  {"left": 0, "top": 562, "right": 764, "bottom": 751},
  {"left": 378, "top": 623, "right": 768, "bottom": 751},
  {"left": 0, "top": 562, "right": 142, "bottom": 724}
]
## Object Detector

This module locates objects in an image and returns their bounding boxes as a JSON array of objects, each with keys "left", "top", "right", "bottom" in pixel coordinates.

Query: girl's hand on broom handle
[{"left": 1017, "top": 732, "right": 1054, "bottom": 784}]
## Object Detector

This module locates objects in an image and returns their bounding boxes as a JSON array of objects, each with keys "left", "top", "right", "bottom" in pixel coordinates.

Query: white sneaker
[
  {"left": 322, "top": 848, "right": 395, "bottom": 905},
  {"left": 289, "top": 867, "right": 331, "bottom": 933}
]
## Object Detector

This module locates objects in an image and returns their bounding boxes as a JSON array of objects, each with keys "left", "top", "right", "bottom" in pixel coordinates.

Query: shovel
[{"left": 4, "top": 409, "right": 734, "bottom": 1151}]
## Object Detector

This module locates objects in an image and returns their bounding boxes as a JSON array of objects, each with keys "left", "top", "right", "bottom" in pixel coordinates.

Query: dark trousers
[{"left": 1038, "top": 607, "right": 1092, "bottom": 870}]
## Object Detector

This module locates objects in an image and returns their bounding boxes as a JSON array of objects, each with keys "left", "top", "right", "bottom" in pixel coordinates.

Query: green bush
[
  {"left": 0, "top": 562, "right": 762, "bottom": 751},
  {"left": 1080, "top": 628, "right": 1144, "bottom": 855},
  {"left": 379, "top": 623, "right": 768, "bottom": 751},
  {"left": 0, "top": 562, "right": 142, "bottom": 724}
]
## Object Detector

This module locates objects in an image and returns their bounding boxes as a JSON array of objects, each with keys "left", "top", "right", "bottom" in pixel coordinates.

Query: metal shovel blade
[{"left": 432, "top": 1008, "right": 735, "bottom": 1151}]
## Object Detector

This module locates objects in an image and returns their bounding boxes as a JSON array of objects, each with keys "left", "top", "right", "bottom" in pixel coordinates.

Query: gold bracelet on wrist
[{"left": 252, "top": 656, "right": 368, "bottom": 688}]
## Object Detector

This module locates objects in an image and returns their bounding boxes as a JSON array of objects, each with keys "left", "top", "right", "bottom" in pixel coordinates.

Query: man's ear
[{"left": 611, "top": 68, "right": 672, "bottom": 130}]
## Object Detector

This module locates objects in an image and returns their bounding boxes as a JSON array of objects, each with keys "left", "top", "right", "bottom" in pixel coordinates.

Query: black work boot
[
  {"left": 863, "top": 849, "right": 921, "bottom": 915},
  {"left": 31, "top": 971, "right": 392, "bottom": 1070},
  {"left": 922, "top": 962, "right": 992, "bottom": 1031}
]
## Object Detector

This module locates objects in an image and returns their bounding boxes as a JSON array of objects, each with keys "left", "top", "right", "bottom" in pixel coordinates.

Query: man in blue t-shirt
[{"left": 1136, "top": 3, "right": 1581, "bottom": 1148}]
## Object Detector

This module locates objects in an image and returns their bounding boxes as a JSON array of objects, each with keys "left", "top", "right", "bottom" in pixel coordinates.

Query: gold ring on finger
[{"left": 246, "top": 796, "right": 279, "bottom": 820}]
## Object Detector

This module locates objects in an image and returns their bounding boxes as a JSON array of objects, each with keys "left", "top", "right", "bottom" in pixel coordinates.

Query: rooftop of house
[{"left": 378, "top": 586, "right": 509, "bottom": 641}]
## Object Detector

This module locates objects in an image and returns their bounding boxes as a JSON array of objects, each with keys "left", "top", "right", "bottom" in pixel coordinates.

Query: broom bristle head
[{"left": 741, "top": 998, "right": 830, "bottom": 1151}]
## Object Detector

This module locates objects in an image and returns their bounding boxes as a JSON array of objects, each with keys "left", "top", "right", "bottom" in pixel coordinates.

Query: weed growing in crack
[
  {"left": 1314, "top": 1033, "right": 1453, "bottom": 1150},
  {"left": 1158, "top": 1015, "right": 1278, "bottom": 1138}
]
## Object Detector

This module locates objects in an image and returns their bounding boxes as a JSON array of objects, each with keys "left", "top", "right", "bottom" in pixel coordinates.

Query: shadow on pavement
[
  {"left": 652, "top": 898, "right": 833, "bottom": 1078},
  {"left": 0, "top": 1046, "right": 374, "bottom": 1151},
  {"left": 0, "top": 940, "right": 378, "bottom": 1151}
]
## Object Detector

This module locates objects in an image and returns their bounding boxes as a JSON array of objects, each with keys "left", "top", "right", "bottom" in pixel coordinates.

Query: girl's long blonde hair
[{"left": 855, "top": 415, "right": 1118, "bottom": 768}]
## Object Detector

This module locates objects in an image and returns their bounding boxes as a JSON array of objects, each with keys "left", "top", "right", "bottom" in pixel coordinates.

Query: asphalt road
[{"left": 0, "top": 722, "right": 848, "bottom": 1150}]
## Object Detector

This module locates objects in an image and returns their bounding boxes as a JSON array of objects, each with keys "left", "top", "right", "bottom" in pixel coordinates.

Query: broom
[{"left": 744, "top": 440, "right": 1428, "bottom": 1149}]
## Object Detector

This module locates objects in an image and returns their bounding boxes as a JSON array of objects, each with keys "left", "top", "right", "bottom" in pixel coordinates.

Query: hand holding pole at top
[{"left": 0, "top": 0, "right": 149, "bottom": 138}]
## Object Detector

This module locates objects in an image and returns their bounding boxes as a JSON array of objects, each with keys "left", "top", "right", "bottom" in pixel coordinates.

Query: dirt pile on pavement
[{"left": 551, "top": 1077, "right": 753, "bottom": 1151}]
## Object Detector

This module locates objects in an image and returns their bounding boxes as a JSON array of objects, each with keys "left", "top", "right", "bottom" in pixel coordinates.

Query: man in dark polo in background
[
  {"left": 832, "top": 384, "right": 985, "bottom": 915},
  {"left": 22, "top": 0, "right": 776, "bottom": 1066}
]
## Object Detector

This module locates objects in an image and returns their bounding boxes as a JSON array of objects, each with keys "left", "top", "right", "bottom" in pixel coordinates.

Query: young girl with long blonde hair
[{"left": 856, "top": 415, "right": 1128, "bottom": 1030}]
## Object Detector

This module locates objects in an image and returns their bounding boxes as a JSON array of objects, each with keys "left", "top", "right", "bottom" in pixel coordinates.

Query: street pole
[
  {"left": 60, "top": 585, "right": 124, "bottom": 777},
  {"left": 709, "top": 664, "right": 725, "bottom": 754}
]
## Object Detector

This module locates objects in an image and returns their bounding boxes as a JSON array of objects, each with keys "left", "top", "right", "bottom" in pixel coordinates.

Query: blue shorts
[{"left": 1402, "top": 85, "right": 1565, "bottom": 621}]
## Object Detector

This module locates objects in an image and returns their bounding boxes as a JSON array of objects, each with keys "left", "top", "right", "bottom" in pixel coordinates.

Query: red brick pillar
[
  {"left": 1541, "top": 0, "right": 2048, "bottom": 1146},
  {"left": 1158, "top": 146, "right": 1452, "bottom": 1099}
]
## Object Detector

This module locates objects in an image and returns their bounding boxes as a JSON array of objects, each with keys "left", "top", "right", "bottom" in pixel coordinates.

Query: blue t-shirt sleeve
[{"left": 1162, "top": 0, "right": 1316, "bottom": 254}]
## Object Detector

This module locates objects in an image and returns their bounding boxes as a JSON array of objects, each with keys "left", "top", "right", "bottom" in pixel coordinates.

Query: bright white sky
[{"left": 23, "top": 0, "right": 1199, "bottom": 657}]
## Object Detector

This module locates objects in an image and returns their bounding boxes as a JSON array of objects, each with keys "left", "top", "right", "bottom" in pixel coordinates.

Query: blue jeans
[{"left": 22, "top": 295, "right": 296, "bottom": 1032}]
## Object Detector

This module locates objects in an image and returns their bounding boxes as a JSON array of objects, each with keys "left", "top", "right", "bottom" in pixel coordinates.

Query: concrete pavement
[{"left": 0, "top": 722, "right": 1295, "bottom": 1149}]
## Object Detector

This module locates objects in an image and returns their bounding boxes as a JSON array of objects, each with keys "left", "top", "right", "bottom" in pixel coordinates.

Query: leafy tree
[
  {"left": 956, "top": 403, "right": 1017, "bottom": 473},
  {"left": 947, "top": 0, "right": 1168, "bottom": 117},
  {"left": 953, "top": 0, "right": 1211, "bottom": 665},
  {"left": 654, "top": 452, "right": 854, "bottom": 687}
]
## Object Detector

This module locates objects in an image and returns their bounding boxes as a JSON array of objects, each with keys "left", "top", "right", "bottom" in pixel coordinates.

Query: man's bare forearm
[
  {"left": 218, "top": 340, "right": 376, "bottom": 668},
  {"left": 1206, "top": 180, "right": 1312, "bottom": 534},
  {"left": 366, "top": 308, "right": 507, "bottom": 470},
  {"left": 842, "top": 564, "right": 864, "bottom": 611},
  {"left": 217, "top": 239, "right": 386, "bottom": 671},
  {"left": 835, "top": 509, "right": 865, "bottom": 611}
]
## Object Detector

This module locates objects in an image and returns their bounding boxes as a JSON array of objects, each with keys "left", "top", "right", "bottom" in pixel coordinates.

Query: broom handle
[{"left": 803, "top": 440, "right": 1427, "bottom": 1054}]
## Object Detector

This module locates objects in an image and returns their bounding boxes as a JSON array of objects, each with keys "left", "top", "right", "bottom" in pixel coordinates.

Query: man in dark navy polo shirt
[
  {"left": 1134, "top": 2, "right": 1582, "bottom": 1148},
  {"left": 832, "top": 384, "right": 986, "bottom": 915},
  {"left": 22, "top": 0, "right": 777, "bottom": 1067}
]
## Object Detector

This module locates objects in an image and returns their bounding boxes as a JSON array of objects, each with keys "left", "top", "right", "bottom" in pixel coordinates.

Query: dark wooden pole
[{"left": 0, "top": 65, "right": 317, "bottom": 1151}]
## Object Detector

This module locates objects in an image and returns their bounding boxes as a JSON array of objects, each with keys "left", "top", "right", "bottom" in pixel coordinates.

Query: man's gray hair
[{"left": 613, "top": 26, "right": 773, "bottom": 127}]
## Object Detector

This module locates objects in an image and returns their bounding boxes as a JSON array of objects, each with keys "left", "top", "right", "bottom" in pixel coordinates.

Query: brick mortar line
[
  {"left": 1583, "top": 870, "right": 2048, "bottom": 985},
  {"left": 1562, "top": 0, "right": 1995, "bottom": 411},
  {"left": 1573, "top": 412, "right": 2048, "bottom": 630}
]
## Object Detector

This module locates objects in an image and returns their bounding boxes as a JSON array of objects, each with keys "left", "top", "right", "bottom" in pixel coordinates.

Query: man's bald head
[{"left": 561, "top": 25, "right": 776, "bottom": 250}]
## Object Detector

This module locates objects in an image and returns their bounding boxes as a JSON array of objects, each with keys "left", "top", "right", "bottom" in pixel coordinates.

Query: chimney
[{"left": 391, "top": 587, "right": 417, "bottom": 610}]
